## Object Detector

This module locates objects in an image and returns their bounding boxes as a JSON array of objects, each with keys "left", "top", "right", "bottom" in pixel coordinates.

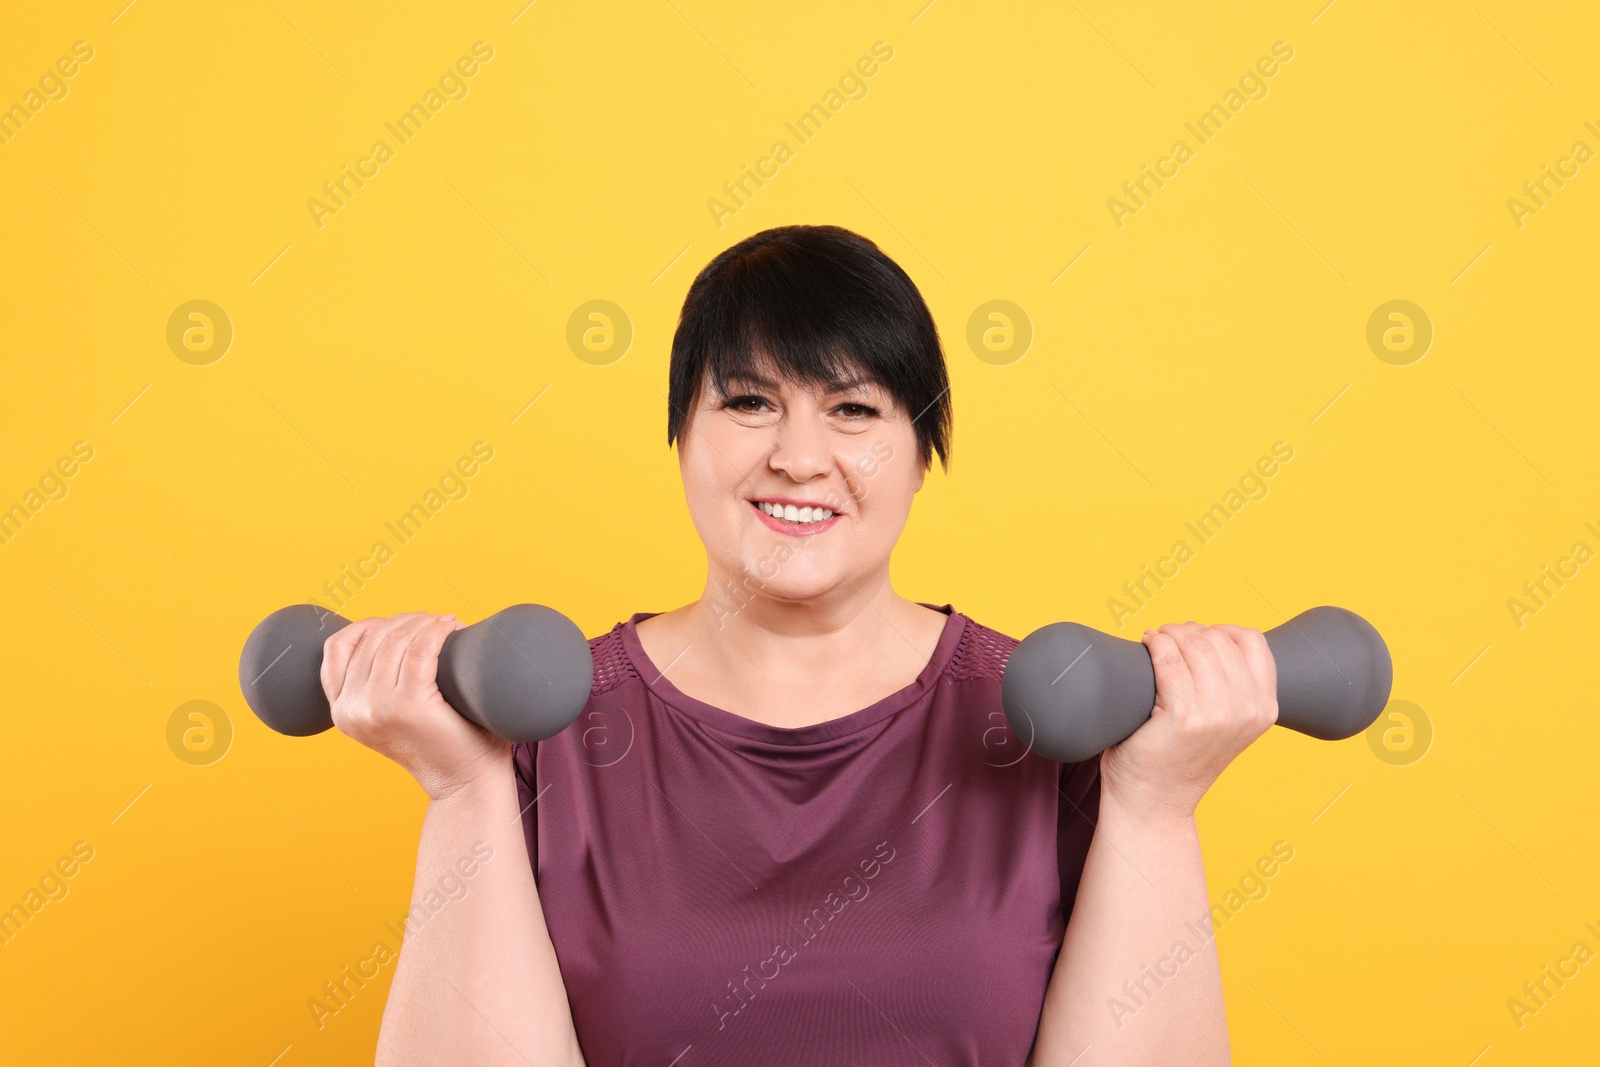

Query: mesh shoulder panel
[
  {"left": 946, "top": 617, "right": 1019, "bottom": 681},
  {"left": 589, "top": 625, "right": 638, "bottom": 696}
]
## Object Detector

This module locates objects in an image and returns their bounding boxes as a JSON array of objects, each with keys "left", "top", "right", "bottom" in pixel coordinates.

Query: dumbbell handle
[
  {"left": 999, "top": 606, "right": 1393, "bottom": 764},
  {"left": 238, "top": 603, "right": 594, "bottom": 743}
]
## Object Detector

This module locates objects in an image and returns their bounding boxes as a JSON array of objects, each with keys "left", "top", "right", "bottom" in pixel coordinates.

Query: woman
[{"left": 320, "top": 224, "right": 1277, "bottom": 1066}]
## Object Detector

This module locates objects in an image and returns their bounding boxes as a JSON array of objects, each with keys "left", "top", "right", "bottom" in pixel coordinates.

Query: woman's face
[{"left": 677, "top": 360, "right": 927, "bottom": 610}]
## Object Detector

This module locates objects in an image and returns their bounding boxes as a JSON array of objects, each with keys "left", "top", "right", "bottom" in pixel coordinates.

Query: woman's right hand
[
  {"left": 320, "top": 612, "right": 511, "bottom": 801},
  {"left": 1098, "top": 621, "right": 1277, "bottom": 824}
]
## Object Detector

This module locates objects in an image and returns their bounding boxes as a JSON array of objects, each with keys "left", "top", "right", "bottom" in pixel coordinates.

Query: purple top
[{"left": 513, "top": 604, "right": 1101, "bottom": 1066}]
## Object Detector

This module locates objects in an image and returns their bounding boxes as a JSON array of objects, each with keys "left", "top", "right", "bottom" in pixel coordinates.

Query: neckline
[{"left": 618, "top": 603, "right": 967, "bottom": 748}]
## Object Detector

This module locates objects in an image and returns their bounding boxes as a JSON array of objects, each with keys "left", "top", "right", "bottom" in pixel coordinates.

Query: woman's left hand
[{"left": 1099, "top": 621, "right": 1279, "bottom": 823}]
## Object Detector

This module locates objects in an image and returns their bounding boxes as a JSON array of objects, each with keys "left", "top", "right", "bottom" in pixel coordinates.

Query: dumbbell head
[
  {"left": 434, "top": 604, "right": 594, "bottom": 742},
  {"left": 239, "top": 605, "right": 350, "bottom": 736},
  {"left": 1265, "top": 605, "right": 1392, "bottom": 741},
  {"left": 1000, "top": 621, "right": 1154, "bottom": 765},
  {"left": 238, "top": 603, "right": 594, "bottom": 743}
]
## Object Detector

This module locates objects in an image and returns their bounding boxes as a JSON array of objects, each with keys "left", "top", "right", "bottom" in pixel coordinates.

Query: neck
[{"left": 632, "top": 564, "right": 949, "bottom": 727}]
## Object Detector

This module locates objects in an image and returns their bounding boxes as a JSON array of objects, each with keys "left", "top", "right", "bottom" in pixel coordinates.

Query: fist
[
  {"left": 320, "top": 611, "right": 510, "bottom": 800},
  {"left": 1099, "top": 621, "right": 1278, "bottom": 822}
]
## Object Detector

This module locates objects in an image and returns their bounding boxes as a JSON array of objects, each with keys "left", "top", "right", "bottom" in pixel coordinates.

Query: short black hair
[{"left": 666, "top": 224, "right": 952, "bottom": 471}]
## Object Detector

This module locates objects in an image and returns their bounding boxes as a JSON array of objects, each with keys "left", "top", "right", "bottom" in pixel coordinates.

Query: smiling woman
[
  {"left": 492, "top": 225, "right": 1104, "bottom": 1066},
  {"left": 349, "top": 225, "right": 1256, "bottom": 1067}
]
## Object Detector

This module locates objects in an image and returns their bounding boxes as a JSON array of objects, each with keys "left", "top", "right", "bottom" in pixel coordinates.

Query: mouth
[{"left": 748, "top": 497, "right": 843, "bottom": 536}]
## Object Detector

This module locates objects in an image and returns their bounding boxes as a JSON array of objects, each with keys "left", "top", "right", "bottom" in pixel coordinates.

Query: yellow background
[{"left": 2, "top": 0, "right": 1597, "bottom": 1063}]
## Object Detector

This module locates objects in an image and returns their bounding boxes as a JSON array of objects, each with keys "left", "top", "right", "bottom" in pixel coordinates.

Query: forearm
[
  {"left": 376, "top": 765, "right": 585, "bottom": 1067},
  {"left": 1029, "top": 790, "right": 1227, "bottom": 1067}
]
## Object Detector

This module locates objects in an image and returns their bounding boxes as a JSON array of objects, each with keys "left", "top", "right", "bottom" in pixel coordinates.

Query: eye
[
  {"left": 722, "top": 394, "right": 770, "bottom": 413},
  {"left": 835, "top": 402, "right": 880, "bottom": 419}
]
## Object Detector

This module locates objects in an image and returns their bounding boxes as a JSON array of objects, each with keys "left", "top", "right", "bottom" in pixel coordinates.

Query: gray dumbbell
[
  {"left": 238, "top": 604, "right": 593, "bottom": 743},
  {"left": 1000, "top": 606, "right": 1393, "bottom": 764}
]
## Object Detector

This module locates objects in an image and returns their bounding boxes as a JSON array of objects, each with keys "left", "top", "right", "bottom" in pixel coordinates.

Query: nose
[{"left": 768, "top": 408, "right": 831, "bottom": 482}]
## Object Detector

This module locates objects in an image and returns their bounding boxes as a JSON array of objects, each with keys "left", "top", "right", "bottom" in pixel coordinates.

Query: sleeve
[
  {"left": 512, "top": 740, "right": 539, "bottom": 888},
  {"left": 1056, "top": 753, "right": 1102, "bottom": 922}
]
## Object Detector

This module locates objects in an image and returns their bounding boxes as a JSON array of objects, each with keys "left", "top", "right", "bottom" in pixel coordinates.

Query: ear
[{"left": 912, "top": 458, "right": 927, "bottom": 494}]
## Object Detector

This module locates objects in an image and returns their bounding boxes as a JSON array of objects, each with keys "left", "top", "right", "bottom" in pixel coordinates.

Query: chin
[{"left": 734, "top": 560, "right": 838, "bottom": 603}]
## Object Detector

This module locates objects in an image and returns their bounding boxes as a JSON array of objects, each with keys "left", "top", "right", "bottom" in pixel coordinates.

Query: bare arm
[
  {"left": 375, "top": 760, "right": 585, "bottom": 1067},
  {"left": 1030, "top": 788, "right": 1223, "bottom": 1066},
  {"left": 1028, "top": 622, "right": 1279, "bottom": 1067},
  {"left": 321, "top": 612, "right": 586, "bottom": 1067}
]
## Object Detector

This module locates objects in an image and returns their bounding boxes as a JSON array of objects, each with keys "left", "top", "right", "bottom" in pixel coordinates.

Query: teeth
[{"left": 757, "top": 501, "right": 834, "bottom": 524}]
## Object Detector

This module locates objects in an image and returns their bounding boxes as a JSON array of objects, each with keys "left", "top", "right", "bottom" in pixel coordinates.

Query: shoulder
[
  {"left": 944, "top": 613, "right": 1021, "bottom": 682},
  {"left": 512, "top": 622, "right": 636, "bottom": 772},
  {"left": 588, "top": 623, "right": 638, "bottom": 697}
]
